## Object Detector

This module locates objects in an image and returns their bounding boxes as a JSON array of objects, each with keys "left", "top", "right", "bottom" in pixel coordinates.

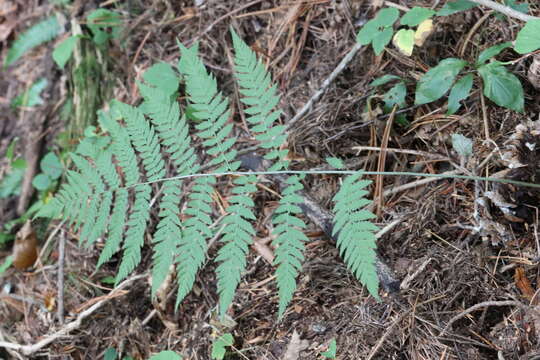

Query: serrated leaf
[
  {"left": 451, "top": 133, "right": 473, "bottom": 157},
  {"left": 11, "top": 78, "right": 48, "bottom": 108},
  {"left": 436, "top": 0, "right": 477, "bottom": 16},
  {"left": 414, "top": 19, "right": 434, "bottom": 47},
  {"left": 415, "top": 58, "right": 467, "bottom": 105},
  {"left": 477, "top": 62, "right": 524, "bottom": 112},
  {"left": 53, "top": 35, "right": 78, "bottom": 69},
  {"left": 392, "top": 29, "right": 415, "bottom": 56},
  {"left": 447, "top": 74, "right": 474, "bottom": 115},
  {"left": 369, "top": 74, "right": 401, "bottom": 87},
  {"left": 400, "top": 7, "right": 435, "bottom": 27},
  {"left": 326, "top": 157, "right": 344, "bottom": 169},
  {"left": 143, "top": 62, "right": 179, "bottom": 96},
  {"left": 476, "top": 42, "right": 512, "bottom": 65},
  {"left": 5, "top": 16, "right": 62, "bottom": 67},
  {"left": 515, "top": 20, "right": 540, "bottom": 54}
]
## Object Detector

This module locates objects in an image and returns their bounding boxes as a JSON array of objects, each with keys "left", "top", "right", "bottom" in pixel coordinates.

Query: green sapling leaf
[
  {"left": 477, "top": 62, "right": 524, "bottom": 112},
  {"left": 476, "top": 42, "right": 512, "bottom": 65},
  {"left": 143, "top": 62, "right": 179, "bottom": 96},
  {"left": 400, "top": 7, "right": 435, "bottom": 27},
  {"left": 451, "top": 133, "right": 473, "bottom": 158},
  {"left": 321, "top": 338, "right": 337, "bottom": 359},
  {"left": 415, "top": 58, "right": 467, "bottom": 105},
  {"left": 326, "top": 157, "right": 344, "bottom": 169},
  {"left": 149, "top": 351, "right": 182, "bottom": 360},
  {"left": 392, "top": 29, "right": 415, "bottom": 56},
  {"left": 515, "top": 20, "right": 540, "bottom": 54},
  {"left": 383, "top": 81, "right": 407, "bottom": 111},
  {"left": 437, "top": 0, "right": 477, "bottom": 16},
  {"left": 41, "top": 152, "right": 63, "bottom": 180},
  {"left": 369, "top": 74, "right": 401, "bottom": 87},
  {"left": 447, "top": 74, "right": 473, "bottom": 115},
  {"left": 53, "top": 35, "right": 78, "bottom": 69}
]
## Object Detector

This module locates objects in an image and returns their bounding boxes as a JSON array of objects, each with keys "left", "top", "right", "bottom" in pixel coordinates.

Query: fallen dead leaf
[{"left": 282, "top": 330, "right": 309, "bottom": 360}]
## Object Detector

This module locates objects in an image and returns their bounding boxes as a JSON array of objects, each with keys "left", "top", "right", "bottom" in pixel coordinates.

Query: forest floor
[{"left": 1, "top": 0, "right": 540, "bottom": 359}]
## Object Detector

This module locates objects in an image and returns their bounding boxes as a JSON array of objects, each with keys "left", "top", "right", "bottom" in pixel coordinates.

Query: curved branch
[{"left": 467, "top": 0, "right": 539, "bottom": 22}]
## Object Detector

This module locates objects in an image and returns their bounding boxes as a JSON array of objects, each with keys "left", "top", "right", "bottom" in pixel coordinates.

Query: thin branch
[
  {"left": 0, "top": 273, "right": 147, "bottom": 356},
  {"left": 467, "top": 0, "right": 539, "bottom": 21},
  {"left": 287, "top": 42, "right": 364, "bottom": 130}
]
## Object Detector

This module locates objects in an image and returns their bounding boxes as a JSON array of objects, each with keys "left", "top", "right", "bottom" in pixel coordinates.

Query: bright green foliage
[
  {"left": 272, "top": 175, "right": 308, "bottom": 318},
  {"left": 86, "top": 9, "right": 122, "bottom": 45},
  {"left": 11, "top": 78, "right": 48, "bottom": 108},
  {"left": 415, "top": 58, "right": 467, "bottom": 105},
  {"left": 149, "top": 351, "right": 182, "bottom": 360},
  {"left": 231, "top": 29, "right": 288, "bottom": 170},
  {"left": 332, "top": 173, "right": 379, "bottom": 299},
  {"left": 400, "top": 7, "right": 435, "bottom": 26},
  {"left": 477, "top": 62, "right": 524, "bottom": 113},
  {"left": 356, "top": 8, "right": 399, "bottom": 55},
  {"left": 321, "top": 338, "right": 337, "bottom": 359},
  {"left": 40, "top": 30, "right": 381, "bottom": 320},
  {"left": 515, "top": 20, "right": 540, "bottom": 54},
  {"left": 476, "top": 42, "right": 512, "bottom": 66},
  {"left": 5, "top": 16, "right": 62, "bottom": 67},
  {"left": 211, "top": 333, "right": 234, "bottom": 360},
  {"left": 436, "top": 0, "right": 477, "bottom": 16},
  {"left": 53, "top": 36, "right": 79, "bottom": 69},
  {"left": 447, "top": 74, "right": 474, "bottom": 115}
]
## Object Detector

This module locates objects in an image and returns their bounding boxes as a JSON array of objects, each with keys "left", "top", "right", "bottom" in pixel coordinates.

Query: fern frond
[
  {"left": 5, "top": 16, "right": 62, "bottom": 67},
  {"left": 215, "top": 175, "right": 257, "bottom": 317},
  {"left": 97, "top": 188, "right": 128, "bottom": 268},
  {"left": 178, "top": 43, "right": 240, "bottom": 172},
  {"left": 332, "top": 172, "right": 379, "bottom": 298},
  {"left": 272, "top": 175, "right": 308, "bottom": 318},
  {"left": 231, "top": 29, "right": 288, "bottom": 170}
]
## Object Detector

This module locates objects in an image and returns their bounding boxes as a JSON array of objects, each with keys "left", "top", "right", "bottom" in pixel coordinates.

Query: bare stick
[
  {"left": 0, "top": 273, "right": 147, "bottom": 356},
  {"left": 439, "top": 300, "right": 540, "bottom": 336},
  {"left": 287, "top": 42, "right": 363, "bottom": 130},
  {"left": 467, "top": 0, "right": 538, "bottom": 21},
  {"left": 57, "top": 230, "right": 66, "bottom": 324}
]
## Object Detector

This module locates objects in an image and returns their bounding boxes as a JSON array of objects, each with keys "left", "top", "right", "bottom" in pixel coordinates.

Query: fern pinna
[{"left": 39, "top": 28, "right": 380, "bottom": 319}]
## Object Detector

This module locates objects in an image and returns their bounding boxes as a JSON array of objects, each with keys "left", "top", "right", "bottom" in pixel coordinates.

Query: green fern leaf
[
  {"left": 231, "top": 28, "right": 288, "bottom": 170},
  {"left": 272, "top": 175, "right": 308, "bottom": 318},
  {"left": 332, "top": 172, "right": 379, "bottom": 299},
  {"left": 5, "top": 16, "right": 62, "bottom": 67},
  {"left": 215, "top": 175, "right": 257, "bottom": 317}
]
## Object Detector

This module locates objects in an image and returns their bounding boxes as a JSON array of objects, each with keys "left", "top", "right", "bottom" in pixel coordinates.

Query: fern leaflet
[{"left": 332, "top": 172, "right": 379, "bottom": 298}]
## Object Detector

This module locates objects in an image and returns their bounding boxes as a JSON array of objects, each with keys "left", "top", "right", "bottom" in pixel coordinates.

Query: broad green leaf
[
  {"left": 149, "top": 351, "right": 182, "bottom": 360},
  {"left": 369, "top": 74, "right": 401, "bottom": 87},
  {"left": 53, "top": 36, "right": 78, "bottom": 69},
  {"left": 415, "top": 58, "right": 467, "bottom": 105},
  {"left": 211, "top": 333, "right": 234, "bottom": 360},
  {"left": 11, "top": 78, "right": 48, "bottom": 108},
  {"left": 451, "top": 133, "right": 473, "bottom": 157},
  {"left": 476, "top": 42, "right": 512, "bottom": 65},
  {"left": 104, "top": 348, "right": 118, "bottom": 360},
  {"left": 400, "top": 7, "right": 435, "bottom": 26},
  {"left": 515, "top": 20, "right": 540, "bottom": 54},
  {"left": 447, "top": 74, "right": 474, "bottom": 115},
  {"left": 326, "top": 157, "right": 344, "bottom": 169},
  {"left": 321, "top": 338, "right": 337, "bottom": 359},
  {"left": 86, "top": 9, "right": 122, "bottom": 45},
  {"left": 356, "top": 7, "right": 399, "bottom": 49},
  {"left": 478, "top": 62, "right": 524, "bottom": 112},
  {"left": 32, "top": 174, "right": 52, "bottom": 191},
  {"left": 356, "top": 21, "right": 379, "bottom": 45},
  {"left": 437, "top": 0, "right": 477, "bottom": 16},
  {"left": 383, "top": 81, "right": 407, "bottom": 111},
  {"left": 392, "top": 29, "right": 415, "bottom": 56},
  {"left": 372, "top": 27, "right": 394, "bottom": 55},
  {"left": 0, "top": 256, "right": 13, "bottom": 276},
  {"left": 143, "top": 62, "right": 179, "bottom": 96},
  {"left": 5, "top": 16, "right": 62, "bottom": 67},
  {"left": 374, "top": 7, "right": 400, "bottom": 27},
  {"left": 41, "top": 152, "right": 63, "bottom": 179}
]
